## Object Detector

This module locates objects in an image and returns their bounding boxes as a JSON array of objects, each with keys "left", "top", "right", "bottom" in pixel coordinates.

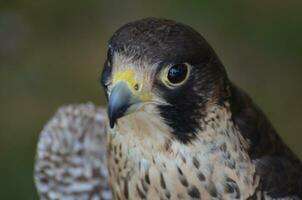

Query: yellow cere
[{"left": 113, "top": 69, "right": 152, "bottom": 102}]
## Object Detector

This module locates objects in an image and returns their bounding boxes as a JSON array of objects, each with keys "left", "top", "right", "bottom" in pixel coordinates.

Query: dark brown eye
[{"left": 167, "top": 63, "right": 189, "bottom": 85}]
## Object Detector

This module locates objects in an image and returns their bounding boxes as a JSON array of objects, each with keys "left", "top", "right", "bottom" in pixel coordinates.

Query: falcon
[{"left": 35, "top": 18, "right": 302, "bottom": 199}]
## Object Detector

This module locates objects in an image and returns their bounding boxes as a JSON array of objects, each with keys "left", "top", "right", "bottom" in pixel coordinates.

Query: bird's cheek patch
[{"left": 112, "top": 69, "right": 152, "bottom": 102}]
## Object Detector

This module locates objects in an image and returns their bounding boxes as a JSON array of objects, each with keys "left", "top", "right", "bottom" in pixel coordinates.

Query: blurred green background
[{"left": 0, "top": 0, "right": 301, "bottom": 199}]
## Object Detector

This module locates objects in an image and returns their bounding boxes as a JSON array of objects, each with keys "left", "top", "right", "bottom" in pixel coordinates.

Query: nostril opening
[{"left": 134, "top": 83, "right": 139, "bottom": 91}]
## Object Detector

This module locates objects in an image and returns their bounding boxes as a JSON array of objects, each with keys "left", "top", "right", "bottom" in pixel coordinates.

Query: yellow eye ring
[{"left": 161, "top": 63, "right": 191, "bottom": 87}]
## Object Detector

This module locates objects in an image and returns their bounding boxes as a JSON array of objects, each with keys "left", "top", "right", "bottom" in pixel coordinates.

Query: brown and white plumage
[
  {"left": 107, "top": 102, "right": 259, "bottom": 199},
  {"left": 34, "top": 104, "right": 111, "bottom": 200}
]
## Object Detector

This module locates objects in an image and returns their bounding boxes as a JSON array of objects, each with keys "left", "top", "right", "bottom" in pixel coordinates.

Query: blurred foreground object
[{"left": 34, "top": 104, "right": 111, "bottom": 200}]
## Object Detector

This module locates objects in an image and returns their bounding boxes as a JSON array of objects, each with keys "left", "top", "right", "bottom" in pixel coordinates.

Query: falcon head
[{"left": 101, "top": 18, "right": 230, "bottom": 143}]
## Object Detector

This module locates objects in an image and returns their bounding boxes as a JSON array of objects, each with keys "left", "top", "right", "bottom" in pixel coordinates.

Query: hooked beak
[{"left": 108, "top": 81, "right": 142, "bottom": 128}]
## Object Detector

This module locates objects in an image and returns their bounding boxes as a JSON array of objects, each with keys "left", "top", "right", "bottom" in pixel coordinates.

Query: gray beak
[{"left": 108, "top": 81, "right": 141, "bottom": 128}]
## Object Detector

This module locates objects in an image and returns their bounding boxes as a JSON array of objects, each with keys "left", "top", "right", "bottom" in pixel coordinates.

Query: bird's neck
[
  {"left": 109, "top": 103, "right": 249, "bottom": 154},
  {"left": 107, "top": 103, "right": 259, "bottom": 199}
]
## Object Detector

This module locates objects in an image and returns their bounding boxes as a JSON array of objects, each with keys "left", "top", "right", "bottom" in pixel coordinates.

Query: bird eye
[{"left": 162, "top": 63, "right": 190, "bottom": 87}]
